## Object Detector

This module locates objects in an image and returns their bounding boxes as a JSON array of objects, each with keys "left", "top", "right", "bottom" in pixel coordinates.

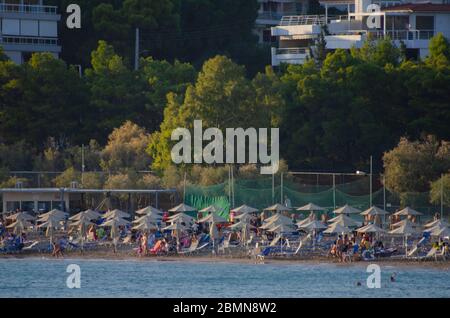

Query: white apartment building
[
  {"left": 255, "top": 0, "right": 310, "bottom": 43},
  {"left": 0, "top": 0, "right": 61, "bottom": 64},
  {"left": 271, "top": 0, "right": 450, "bottom": 65}
]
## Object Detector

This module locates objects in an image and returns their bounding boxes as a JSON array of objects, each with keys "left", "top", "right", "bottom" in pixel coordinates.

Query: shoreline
[{"left": 2, "top": 250, "right": 450, "bottom": 270}]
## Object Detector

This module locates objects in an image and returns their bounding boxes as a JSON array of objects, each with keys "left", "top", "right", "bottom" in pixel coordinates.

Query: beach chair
[
  {"left": 178, "top": 240, "right": 199, "bottom": 255},
  {"left": 418, "top": 247, "right": 437, "bottom": 261},
  {"left": 256, "top": 247, "right": 272, "bottom": 262}
]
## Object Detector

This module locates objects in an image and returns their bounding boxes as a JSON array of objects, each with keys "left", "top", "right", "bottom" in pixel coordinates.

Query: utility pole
[
  {"left": 81, "top": 144, "right": 85, "bottom": 185},
  {"left": 369, "top": 155, "right": 373, "bottom": 207},
  {"left": 134, "top": 27, "right": 140, "bottom": 71},
  {"left": 441, "top": 173, "right": 444, "bottom": 219}
]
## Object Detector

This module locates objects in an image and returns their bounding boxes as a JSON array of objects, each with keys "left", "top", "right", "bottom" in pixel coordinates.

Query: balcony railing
[
  {"left": 275, "top": 47, "right": 309, "bottom": 55},
  {"left": 0, "top": 36, "right": 58, "bottom": 46},
  {"left": 258, "top": 11, "right": 299, "bottom": 21},
  {"left": 0, "top": 3, "right": 58, "bottom": 15},
  {"left": 280, "top": 15, "right": 348, "bottom": 26},
  {"left": 369, "top": 29, "right": 435, "bottom": 41}
]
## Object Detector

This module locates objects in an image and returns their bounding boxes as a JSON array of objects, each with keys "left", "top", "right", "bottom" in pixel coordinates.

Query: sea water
[{"left": 0, "top": 258, "right": 449, "bottom": 298}]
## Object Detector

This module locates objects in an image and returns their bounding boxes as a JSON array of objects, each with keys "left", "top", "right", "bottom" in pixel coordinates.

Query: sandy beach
[{"left": 2, "top": 249, "right": 450, "bottom": 270}]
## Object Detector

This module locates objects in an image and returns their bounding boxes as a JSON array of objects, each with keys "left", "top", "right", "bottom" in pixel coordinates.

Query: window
[
  {"left": 21, "top": 201, "right": 35, "bottom": 213},
  {"left": 6, "top": 201, "right": 20, "bottom": 212},
  {"left": 416, "top": 16, "right": 434, "bottom": 30},
  {"left": 263, "top": 29, "right": 276, "bottom": 43},
  {"left": 38, "top": 201, "right": 51, "bottom": 213}
]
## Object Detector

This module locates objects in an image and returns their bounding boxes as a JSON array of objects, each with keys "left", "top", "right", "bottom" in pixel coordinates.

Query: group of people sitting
[{"left": 329, "top": 234, "right": 386, "bottom": 262}]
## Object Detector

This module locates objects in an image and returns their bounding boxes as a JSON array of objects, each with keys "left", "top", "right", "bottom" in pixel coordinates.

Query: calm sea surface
[{"left": 0, "top": 258, "right": 449, "bottom": 298}]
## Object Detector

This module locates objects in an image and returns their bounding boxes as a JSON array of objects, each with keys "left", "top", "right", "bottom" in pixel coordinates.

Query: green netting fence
[{"left": 185, "top": 176, "right": 444, "bottom": 219}]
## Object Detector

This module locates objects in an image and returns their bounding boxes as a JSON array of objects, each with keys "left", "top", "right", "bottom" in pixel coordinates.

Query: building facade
[
  {"left": 0, "top": 0, "right": 61, "bottom": 64},
  {"left": 255, "top": 0, "right": 310, "bottom": 44},
  {"left": 270, "top": 0, "right": 450, "bottom": 66}
]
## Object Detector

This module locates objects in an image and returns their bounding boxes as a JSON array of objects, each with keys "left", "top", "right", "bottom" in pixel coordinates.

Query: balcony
[
  {"left": 0, "top": 3, "right": 58, "bottom": 15},
  {"left": 257, "top": 11, "right": 299, "bottom": 25},
  {"left": 0, "top": 35, "right": 61, "bottom": 53},
  {"left": 271, "top": 47, "right": 311, "bottom": 66}
]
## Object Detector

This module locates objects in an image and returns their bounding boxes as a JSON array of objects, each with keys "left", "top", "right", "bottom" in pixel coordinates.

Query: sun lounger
[{"left": 256, "top": 247, "right": 273, "bottom": 262}]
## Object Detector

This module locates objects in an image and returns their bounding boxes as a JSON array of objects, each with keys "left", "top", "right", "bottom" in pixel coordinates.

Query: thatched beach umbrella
[
  {"left": 101, "top": 217, "right": 130, "bottom": 238},
  {"left": 132, "top": 219, "right": 159, "bottom": 232},
  {"left": 264, "top": 213, "right": 292, "bottom": 224},
  {"left": 333, "top": 204, "right": 361, "bottom": 215},
  {"left": 231, "top": 205, "right": 259, "bottom": 214},
  {"left": 135, "top": 206, "right": 163, "bottom": 216},
  {"left": 323, "top": 223, "right": 352, "bottom": 234},
  {"left": 260, "top": 216, "right": 293, "bottom": 230},
  {"left": 70, "top": 216, "right": 94, "bottom": 250},
  {"left": 264, "top": 203, "right": 291, "bottom": 213},
  {"left": 297, "top": 203, "right": 326, "bottom": 212},
  {"left": 393, "top": 207, "right": 423, "bottom": 217},
  {"left": 426, "top": 225, "right": 450, "bottom": 238},
  {"left": 133, "top": 214, "right": 161, "bottom": 225},
  {"left": 392, "top": 219, "right": 421, "bottom": 229},
  {"left": 424, "top": 219, "right": 449, "bottom": 229},
  {"left": 6, "top": 212, "right": 35, "bottom": 222},
  {"left": 389, "top": 222, "right": 421, "bottom": 255},
  {"left": 267, "top": 223, "right": 295, "bottom": 233},
  {"left": 168, "top": 213, "right": 195, "bottom": 224},
  {"left": 198, "top": 213, "right": 227, "bottom": 224},
  {"left": 199, "top": 205, "right": 220, "bottom": 214},
  {"left": 38, "top": 217, "right": 64, "bottom": 244},
  {"left": 104, "top": 209, "right": 131, "bottom": 220},
  {"left": 38, "top": 209, "right": 68, "bottom": 222},
  {"left": 361, "top": 206, "right": 389, "bottom": 216},
  {"left": 69, "top": 209, "right": 101, "bottom": 221},
  {"left": 328, "top": 214, "right": 361, "bottom": 228},
  {"left": 233, "top": 212, "right": 254, "bottom": 222},
  {"left": 169, "top": 203, "right": 197, "bottom": 213},
  {"left": 299, "top": 220, "right": 327, "bottom": 231},
  {"left": 356, "top": 224, "right": 386, "bottom": 234},
  {"left": 7, "top": 219, "right": 33, "bottom": 235}
]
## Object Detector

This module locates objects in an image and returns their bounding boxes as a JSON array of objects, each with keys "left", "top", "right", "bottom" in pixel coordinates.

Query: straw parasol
[
  {"left": 323, "top": 223, "right": 352, "bottom": 234},
  {"left": 389, "top": 223, "right": 420, "bottom": 235},
  {"left": 38, "top": 216, "right": 64, "bottom": 243},
  {"left": 168, "top": 213, "right": 195, "bottom": 224},
  {"left": 135, "top": 206, "right": 163, "bottom": 216},
  {"left": 266, "top": 223, "right": 296, "bottom": 233},
  {"left": 133, "top": 214, "right": 161, "bottom": 224},
  {"left": 233, "top": 213, "right": 254, "bottom": 222},
  {"left": 424, "top": 219, "right": 449, "bottom": 229},
  {"left": 69, "top": 209, "right": 102, "bottom": 221},
  {"left": 231, "top": 205, "right": 258, "bottom": 214},
  {"left": 264, "top": 203, "right": 291, "bottom": 213},
  {"left": 6, "top": 212, "right": 35, "bottom": 222},
  {"left": 103, "top": 209, "right": 131, "bottom": 220},
  {"left": 229, "top": 221, "right": 255, "bottom": 230},
  {"left": 101, "top": 217, "right": 130, "bottom": 240},
  {"left": 297, "top": 203, "right": 326, "bottom": 212},
  {"left": 391, "top": 219, "right": 421, "bottom": 229},
  {"left": 7, "top": 219, "right": 33, "bottom": 235},
  {"left": 333, "top": 204, "right": 361, "bottom": 215},
  {"left": 199, "top": 205, "right": 221, "bottom": 214},
  {"left": 328, "top": 214, "right": 361, "bottom": 228},
  {"left": 428, "top": 226, "right": 450, "bottom": 237},
  {"left": 299, "top": 220, "right": 327, "bottom": 231},
  {"left": 356, "top": 224, "right": 386, "bottom": 234},
  {"left": 264, "top": 213, "right": 292, "bottom": 224},
  {"left": 162, "top": 222, "right": 188, "bottom": 231},
  {"left": 389, "top": 223, "right": 420, "bottom": 256},
  {"left": 361, "top": 206, "right": 389, "bottom": 216},
  {"left": 38, "top": 209, "right": 68, "bottom": 222},
  {"left": 198, "top": 213, "right": 227, "bottom": 223},
  {"left": 132, "top": 219, "right": 159, "bottom": 232},
  {"left": 260, "top": 216, "right": 293, "bottom": 230},
  {"left": 393, "top": 207, "right": 423, "bottom": 217},
  {"left": 169, "top": 203, "right": 197, "bottom": 213}
]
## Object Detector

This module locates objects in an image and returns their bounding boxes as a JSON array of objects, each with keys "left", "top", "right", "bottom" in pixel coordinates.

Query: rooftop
[{"left": 382, "top": 3, "right": 450, "bottom": 12}]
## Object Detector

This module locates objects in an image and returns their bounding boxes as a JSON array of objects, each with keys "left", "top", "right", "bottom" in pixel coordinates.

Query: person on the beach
[
  {"left": 141, "top": 233, "right": 148, "bottom": 256},
  {"left": 52, "top": 241, "right": 63, "bottom": 258}
]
